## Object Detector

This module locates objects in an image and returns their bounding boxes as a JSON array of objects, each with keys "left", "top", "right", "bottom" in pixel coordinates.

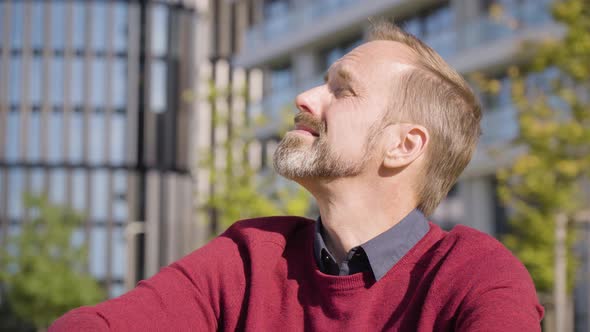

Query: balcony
[
  {"left": 236, "top": 0, "right": 557, "bottom": 68},
  {"left": 236, "top": 0, "right": 432, "bottom": 67},
  {"left": 245, "top": 0, "right": 364, "bottom": 50},
  {"left": 461, "top": 0, "right": 553, "bottom": 50}
]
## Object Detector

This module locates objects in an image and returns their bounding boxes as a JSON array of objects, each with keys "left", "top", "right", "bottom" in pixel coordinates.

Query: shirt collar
[{"left": 313, "top": 209, "right": 430, "bottom": 281}]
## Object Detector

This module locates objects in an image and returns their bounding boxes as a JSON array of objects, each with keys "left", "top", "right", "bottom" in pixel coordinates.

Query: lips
[
  {"left": 295, "top": 124, "right": 320, "bottom": 137},
  {"left": 293, "top": 112, "right": 323, "bottom": 137}
]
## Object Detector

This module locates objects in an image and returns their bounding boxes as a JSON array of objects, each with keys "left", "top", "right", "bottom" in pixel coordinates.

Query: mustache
[{"left": 294, "top": 112, "right": 325, "bottom": 135}]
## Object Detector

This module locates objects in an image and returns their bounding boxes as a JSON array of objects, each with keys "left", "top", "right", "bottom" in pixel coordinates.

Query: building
[
  {"left": 0, "top": 0, "right": 206, "bottom": 298},
  {"left": 233, "top": 0, "right": 582, "bottom": 330}
]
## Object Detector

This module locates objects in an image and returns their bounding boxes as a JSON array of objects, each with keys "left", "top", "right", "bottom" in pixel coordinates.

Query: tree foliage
[
  {"left": 201, "top": 82, "right": 312, "bottom": 234},
  {"left": 476, "top": 0, "right": 590, "bottom": 293},
  {"left": 0, "top": 195, "right": 105, "bottom": 329}
]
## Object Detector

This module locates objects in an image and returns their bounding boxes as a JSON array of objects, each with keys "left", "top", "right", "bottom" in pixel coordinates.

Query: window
[
  {"left": 264, "top": 0, "right": 290, "bottom": 20},
  {"left": 90, "top": 226, "right": 107, "bottom": 279},
  {"left": 424, "top": 5, "right": 454, "bottom": 36},
  {"left": 10, "top": 2, "right": 24, "bottom": 49},
  {"left": 400, "top": 17, "right": 422, "bottom": 38},
  {"left": 6, "top": 111, "right": 20, "bottom": 162},
  {"left": 111, "top": 112, "right": 126, "bottom": 164},
  {"left": 479, "top": 74, "right": 512, "bottom": 110},
  {"left": 71, "top": 57, "right": 84, "bottom": 106},
  {"left": 496, "top": 76, "right": 512, "bottom": 108},
  {"left": 51, "top": 57, "right": 65, "bottom": 106},
  {"left": 111, "top": 226, "right": 127, "bottom": 279},
  {"left": 30, "top": 56, "right": 43, "bottom": 106},
  {"left": 269, "top": 64, "right": 293, "bottom": 93},
  {"left": 319, "top": 35, "right": 363, "bottom": 73},
  {"left": 30, "top": 168, "right": 44, "bottom": 196},
  {"left": 112, "top": 59, "right": 127, "bottom": 109},
  {"left": 113, "top": 3, "right": 128, "bottom": 53},
  {"left": 9, "top": 57, "right": 22, "bottom": 105},
  {"left": 8, "top": 170, "right": 24, "bottom": 220},
  {"left": 113, "top": 170, "right": 127, "bottom": 221},
  {"left": 69, "top": 111, "right": 83, "bottom": 163},
  {"left": 31, "top": 2, "right": 44, "bottom": 50},
  {"left": 48, "top": 111, "right": 64, "bottom": 163},
  {"left": 92, "top": 59, "right": 106, "bottom": 108},
  {"left": 28, "top": 111, "right": 41, "bottom": 162},
  {"left": 72, "top": 169, "right": 86, "bottom": 212},
  {"left": 51, "top": 1, "right": 66, "bottom": 50},
  {"left": 50, "top": 168, "right": 66, "bottom": 205},
  {"left": 89, "top": 111, "right": 105, "bottom": 165},
  {"left": 151, "top": 5, "right": 169, "bottom": 56},
  {"left": 91, "top": 169, "right": 108, "bottom": 220},
  {"left": 72, "top": 2, "right": 86, "bottom": 50},
  {"left": 397, "top": 2, "right": 454, "bottom": 40},
  {"left": 92, "top": 2, "right": 107, "bottom": 52},
  {"left": 150, "top": 61, "right": 167, "bottom": 112}
]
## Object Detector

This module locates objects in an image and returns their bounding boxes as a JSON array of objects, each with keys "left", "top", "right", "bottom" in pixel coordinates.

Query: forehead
[{"left": 329, "top": 40, "right": 415, "bottom": 84}]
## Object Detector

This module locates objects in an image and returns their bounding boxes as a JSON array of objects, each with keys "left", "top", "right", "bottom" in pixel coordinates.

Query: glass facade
[
  {"left": 269, "top": 63, "right": 293, "bottom": 93},
  {"left": 318, "top": 34, "right": 363, "bottom": 73},
  {"left": 0, "top": 0, "right": 199, "bottom": 297},
  {"left": 398, "top": 2, "right": 456, "bottom": 58}
]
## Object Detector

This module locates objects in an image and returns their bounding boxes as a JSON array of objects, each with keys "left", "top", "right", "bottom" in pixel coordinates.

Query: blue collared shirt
[{"left": 314, "top": 209, "right": 430, "bottom": 281}]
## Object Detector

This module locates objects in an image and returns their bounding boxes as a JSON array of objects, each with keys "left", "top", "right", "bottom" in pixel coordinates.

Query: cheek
[{"left": 326, "top": 120, "right": 371, "bottom": 155}]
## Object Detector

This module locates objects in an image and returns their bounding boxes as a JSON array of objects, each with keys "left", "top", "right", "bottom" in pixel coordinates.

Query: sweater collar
[{"left": 314, "top": 209, "right": 430, "bottom": 281}]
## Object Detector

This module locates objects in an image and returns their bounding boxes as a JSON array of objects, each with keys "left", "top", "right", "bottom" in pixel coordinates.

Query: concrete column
[{"left": 251, "top": 0, "right": 265, "bottom": 26}]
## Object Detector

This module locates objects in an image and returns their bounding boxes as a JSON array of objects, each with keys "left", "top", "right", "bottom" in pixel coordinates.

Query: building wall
[{"left": 0, "top": 0, "right": 204, "bottom": 297}]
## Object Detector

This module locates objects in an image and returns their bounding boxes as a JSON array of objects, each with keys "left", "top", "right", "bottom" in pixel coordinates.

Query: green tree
[
  {"left": 201, "top": 82, "right": 312, "bottom": 235},
  {"left": 478, "top": 0, "right": 590, "bottom": 293},
  {"left": 0, "top": 195, "right": 105, "bottom": 331}
]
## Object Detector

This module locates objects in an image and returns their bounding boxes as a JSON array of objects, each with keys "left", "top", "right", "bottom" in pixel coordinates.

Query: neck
[{"left": 303, "top": 176, "right": 416, "bottom": 264}]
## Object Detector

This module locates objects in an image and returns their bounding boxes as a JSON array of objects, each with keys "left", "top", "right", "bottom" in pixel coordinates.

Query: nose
[{"left": 295, "top": 85, "right": 325, "bottom": 116}]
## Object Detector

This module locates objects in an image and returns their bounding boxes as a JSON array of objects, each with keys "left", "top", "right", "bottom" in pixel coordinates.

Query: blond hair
[{"left": 368, "top": 20, "right": 482, "bottom": 216}]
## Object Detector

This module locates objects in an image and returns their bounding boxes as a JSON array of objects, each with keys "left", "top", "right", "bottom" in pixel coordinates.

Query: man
[{"left": 50, "top": 21, "right": 544, "bottom": 331}]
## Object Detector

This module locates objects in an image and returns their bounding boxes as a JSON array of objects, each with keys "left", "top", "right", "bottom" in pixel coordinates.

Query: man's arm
[
  {"left": 454, "top": 248, "right": 544, "bottom": 332},
  {"left": 48, "top": 227, "right": 251, "bottom": 332},
  {"left": 49, "top": 262, "right": 218, "bottom": 331}
]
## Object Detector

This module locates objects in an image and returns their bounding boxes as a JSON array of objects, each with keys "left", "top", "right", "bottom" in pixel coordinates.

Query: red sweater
[{"left": 50, "top": 217, "right": 544, "bottom": 331}]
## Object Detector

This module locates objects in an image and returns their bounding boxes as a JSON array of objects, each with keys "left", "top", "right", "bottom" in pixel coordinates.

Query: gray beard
[{"left": 273, "top": 132, "right": 367, "bottom": 180}]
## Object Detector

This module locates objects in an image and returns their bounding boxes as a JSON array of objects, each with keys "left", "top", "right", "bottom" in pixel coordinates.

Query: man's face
[{"left": 273, "top": 41, "right": 413, "bottom": 181}]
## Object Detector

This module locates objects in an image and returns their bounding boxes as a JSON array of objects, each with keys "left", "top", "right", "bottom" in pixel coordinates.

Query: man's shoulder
[
  {"left": 429, "top": 224, "right": 543, "bottom": 324},
  {"left": 434, "top": 224, "right": 530, "bottom": 279},
  {"left": 172, "top": 216, "right": 314, "bottom": 284},
  {"left": 443, "top": 224, "right": 506, "bottom": 253},
  {"left": 222, "top": 216, "right": 315, "bottom": 248}
]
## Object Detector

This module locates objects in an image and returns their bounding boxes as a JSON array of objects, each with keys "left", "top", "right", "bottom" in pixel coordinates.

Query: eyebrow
[{"left": 324, "top": 66, "right": 359, "bottom": 93}]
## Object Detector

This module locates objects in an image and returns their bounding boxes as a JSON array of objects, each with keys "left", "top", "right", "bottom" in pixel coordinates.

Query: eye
[{"left": 332, "top": 87, "right": 353, "bottom": 97}]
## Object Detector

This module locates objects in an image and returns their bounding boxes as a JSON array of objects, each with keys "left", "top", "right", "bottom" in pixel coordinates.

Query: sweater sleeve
[
  {"left": 47, "top": 226, "right": 256, "bottom": 332},
  {"left": 48, "top": 263, "right": 218, "bottom": 332},
  {"left": 454, "top": 248, "right": 544, "bottom": 332}
]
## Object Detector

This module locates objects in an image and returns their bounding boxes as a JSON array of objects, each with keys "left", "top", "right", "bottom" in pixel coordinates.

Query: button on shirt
[{"left": 314, "top": 209, "right": 430, "bottom": 281}]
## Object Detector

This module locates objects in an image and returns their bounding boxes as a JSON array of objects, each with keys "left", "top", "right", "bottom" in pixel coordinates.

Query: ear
[{"left": 382, "top": 123, "right": 429, "bottom": 170}]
